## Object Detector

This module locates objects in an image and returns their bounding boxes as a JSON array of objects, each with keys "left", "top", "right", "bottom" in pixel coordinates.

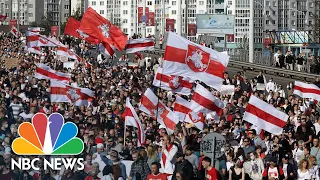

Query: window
[
  {"left": 147, "top": 1, "right": 152, "bottom": 5},
  {"left": 266, "top": 11, "right": 270, "bottom": 15},
  {"left": 272, "top": 11, "right": 276, "bottom": 16},
  {"left": 147, "top": 28, "right": 152, "bottom": 33},
  {"left": 91, "top": 1, "right": 96, "bottom": 5},
  {"left": 172, "top": 10, "right": 176, "bottom": 14},
  {"left": 100, "top": 10, "right": 104, "bottom": 14},
  {"left": 28, "top": 4, "right": 33, "bottom": 8},
  {"left": 123, "top": 19, "right": 128, "bottom": 23},
  {"left": 199, "top": 1, "right": 204, "bottom": 5},
  {"left": 123, "top": 28, "right": 128, "bottom": 33},
  {"left": 292, "top": 11, "right": 296, "bottom": 16},
  {"left": 228, "top": 10, "right": 232, "bottom": 14},
  {"left": 266, "top": 1, "right": 270, "bottom": 6},
  {"left": 100, "top": 1, "right": 104, "bottom": 5},
  {"left": 291, "top": 20, "right": 295, "bottom": 25},
  {"left": 28, "top": 13, "right": 33, "bottom": 17},
  {"left": 292, "top": 2, "right": 296, "bottom": 7},
  {"left": 266, "top": 20, "right": 270, "bottom": 24},
  {"left": 172, "top": 1, "right": 176, "bottom": 5},
  {"left": 123, "top": 1, "right": 128, "bottom": 5},
  {"left": 272, "top": 1, "right": 277, "bottom": 7},
  {"left": 65, "top": 5, "right": 69, "bottom": 9},
  {"left": 123, "top": 10, "right": 128, "bottom": 14},
  {"left": 309, "top": 2, "right": 314, "bottom": 7}
]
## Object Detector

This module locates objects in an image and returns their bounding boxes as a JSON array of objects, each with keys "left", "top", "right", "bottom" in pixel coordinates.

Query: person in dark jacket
[
  {"left": 172, "top": 152, "right": 194, "bottom": 180},
  {"left": 279, "top": 154, "right": 297, "bottom": 180},
  {"left": 129, "top": 150, "right": 151, "bottom": 180}
]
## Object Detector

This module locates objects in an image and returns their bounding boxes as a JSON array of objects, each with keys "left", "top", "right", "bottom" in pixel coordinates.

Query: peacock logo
[{"left": 12, "top": 113, "right": 84, "bottom": 155}]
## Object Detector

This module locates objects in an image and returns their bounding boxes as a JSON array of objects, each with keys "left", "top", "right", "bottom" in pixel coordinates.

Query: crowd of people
[
  {"left": 1, "top": 31, "right": 320, "bottom": 180},
  {"left": 273, "top": 49, "right": 320, "bottom": 74}
]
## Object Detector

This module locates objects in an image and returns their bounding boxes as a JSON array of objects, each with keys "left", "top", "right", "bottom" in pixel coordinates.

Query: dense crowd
[{"left": 1, "top": 31, "right": 320, "bottom": 180}]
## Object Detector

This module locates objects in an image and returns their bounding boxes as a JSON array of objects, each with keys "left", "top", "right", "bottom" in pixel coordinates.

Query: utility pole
[
  {"left": 185, "top": 0, "right": 188, "bottom": 36},
  {"left": 249, "top": 0, "right": 254, "bottom": 63},
  {"left": 133, "top": 0, "right": 137, "bottom": 35},
  {"left": 176, "top": 0, "right": 181, "bottom": 35},
  {"left": 142, "top": 0, "right": 146, "bottom": 38},
  {"left": 17, "top": 0, "right": 20, "bottom": 30},
  {"left": 162, "top": 0, "right": 165, "bottom": 36},
  {"left": 58, "top": 0, "right": 62, "bottom": 36}
]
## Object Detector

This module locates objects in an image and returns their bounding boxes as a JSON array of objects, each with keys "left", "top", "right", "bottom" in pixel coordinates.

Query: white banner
[
  {"left": 257, "top": 83, "right": 265, "bottom": 91},
  {"left": 63, "top": 61, "right": 75, "bottom": 69}
]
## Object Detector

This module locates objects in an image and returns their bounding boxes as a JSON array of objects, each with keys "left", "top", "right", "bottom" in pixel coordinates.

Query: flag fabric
[
  {"left": 190, "top": 84, "right": 224, "bottom": 115},
  {"left": 25, "top": 46, "right": 42, "bottom": 55},
  {"left": 57, "top": 46, "right": 82, "bottom": 62},
  {"left": 139, "top": 88, "right": 179, "bottom": 134},
  {"left": 294, "top": 81, "right": 320, "bottom": 101},
  {"left": 50, "top": 80, "right": 94, "bottom": 106},
  {"left": 152, "top": 68, "right": 193, "bottom": 95},
  {"left": 27, "top": 27, "right": 42, "bottom": 34},
  {"left": 0, "top": 15, "right": 7, "bottom": 22},
  {"left": 64, "top": 17, "right": 99, "bottom": 44},
  {"left": 125, "top": 38, "right": 155, "bottom": 53},
  {"left": 243, "top": 95, "right": 288, "bottom": 135},
  {"left": 125, "top": 98, "right": 145, "bottom": 146},
  {"left": 134, "top": 52, "right": 143, "bottom": 60},
  {"left": 173, "top": 95, "right": 206, "bottom": 131},
  {"left": 10, "top": 26, "right": 20, "bottom": 38},
  {"left": 80, "top": 7, "right": 127, "bottom": 51},
  {"left": 163, "top": 32, "right": 229, "bottom": 90},
  {"left": 99, "top": 41, "right": 116, "bottom": 56},
  {"left": 34, "top": 63, "right": 71, "bottom": 83},
  {"left": 26, "top": 31, "right": 64, "bottom": 47}
]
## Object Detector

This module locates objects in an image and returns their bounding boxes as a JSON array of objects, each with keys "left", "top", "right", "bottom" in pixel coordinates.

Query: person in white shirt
[
  {"left": 160, "top": 134, "right": 178, "bottom": 179},
  {"left": 314, "top": 118, "right": 320, "bottom": 135},
  {"left": 298, "top": 159, "right": 312, "bottom": 180},
  {"left": 293, "top": 140, "right": 305, "bottom": 164},
  {"left": 266, "top": 78, "right": 276, "bottom": 93},
  {"left": 274, "top": 50, "right": 281, "bottom": 66}
]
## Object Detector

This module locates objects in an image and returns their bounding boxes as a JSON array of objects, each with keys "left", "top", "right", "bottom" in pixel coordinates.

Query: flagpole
[{"left": 155, "top": 69, "right": 163, "bottom": 131}]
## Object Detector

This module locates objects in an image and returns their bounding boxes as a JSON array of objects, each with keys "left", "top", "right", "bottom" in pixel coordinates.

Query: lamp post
[{"left": 58, "top": 0, "right": 62, "bottom": 36}]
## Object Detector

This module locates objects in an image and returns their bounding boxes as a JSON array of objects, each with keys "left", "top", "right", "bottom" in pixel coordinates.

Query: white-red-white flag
[
  {"left": 190, "top": 84, "right": 224, "bottom": 115},
  {"left": 243, "top": 95, "right": 288, "bottom": 135},
  {"left": 125, "top": 38, "right": 155, "bottom": 53},
  {"left": 57, "top": 46, "right": 82, "bottom": 62},
  {"left": 26, "top": 31, "right": 64, "bottom": 47},
  {"left": 294, "top": 81, "right": 320, "bottom": 101},
  {"left": 163, "top": 32, "right": 229, "bottom": 90},
  {"left": 173, "top": 95, "right": 206, "bottom": 131},
  {"left": 34, "top": 63, "right": 71, "bottom": 83},
  {"left": 125, "top": 98, "right": 145, "bottom": 146},
  {"left": 50, "top": 80, "right": 94, "bottom": 106},
  {"left": 139, "top": 88, "right": 179, "bottom": 134},
  {"left": 99, "top": 41, "right": 116, "bottom": 56},
  {"left": 28, "top": 27, "right": 42, "bottom": 34},
  {"left": 153, "top": 68, "right": 193, "bottom": 95},
  {"left": 10, "top": 26, "right": 20, "bottom": 38},
  {"left": 25, "top": 46, "right": 42, "bottom": 55}
]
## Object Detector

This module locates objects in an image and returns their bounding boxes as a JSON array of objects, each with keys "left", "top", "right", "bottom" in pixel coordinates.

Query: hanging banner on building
[
  {"left": 51, "top": 26, "right": 59, "bottom": 36},
  {"left": 196, "top": 14, "right": 235, "bottom": 34},
  {"left": 188, "top": 24, "right": 196, "bottom": 36},
  {"left": 166, "top": 19, "right": 175, "bottom": 32},
  {"left": 147, "top": 12, "right": 155, "bottom": 26},
  {"left": 10, "top": 20, "right": 17, "bottom": 29},
  {"left": 138, "top": 7, "right": 149, "bottom": 24},
  {"left": 225, "top": 34, "right": 235, "bottom": 42}
]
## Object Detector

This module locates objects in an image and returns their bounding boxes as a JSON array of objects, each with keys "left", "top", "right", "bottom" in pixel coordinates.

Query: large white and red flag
[
  {"left": 80, "top": 7, "right": 127, "bottom": 51},
  {"left": 243, "top": 95, "right": 288, "bottom": 135},
  {"left": 125, "top": 38, "right": 155, "bottom": 53},
  {"left": 99, "top": 41, "right": 116, "bottom": 56},
  {"left": 10, "top": 26, "right": 20, "bottom": 38},
  {"left": 64, "top": 17, "right": 100, "bottom": 44},
  {"left": 163, "top": 32, "right": 229, "bottom": 90},
  {"left": 153, "top": 68, "right": 193, "bottom": 95},
  {"left": 139, "top": 88, "right": 179, "bottom": 134},
  {"left": 293, "top": 81, "right": 320, "bottom": 101},
  {"left": 34, "top": 63, "right": 71, "bottom": 83},
  {"left": 27, "top": 27, "right": 42, "bottom": 34},
  {"left": 125, "top": 98, "right": 145, "bottom": 146},
  {"left": 50, "top": 80, "right": 94, "bottom": 106},
  {"left": 57, "top": 46, "right": 82, "bottom": 62},
  {"left": 26, "top": 31, "right": 64, "bottom": 47},
  {"left": 24, "top": 46, "right": 42, "bottom": 55}
]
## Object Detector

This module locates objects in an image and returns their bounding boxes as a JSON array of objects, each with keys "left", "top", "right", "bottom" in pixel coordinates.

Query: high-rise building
[{"left": 45, "top": 0, "right": 71, "bottom": 25}]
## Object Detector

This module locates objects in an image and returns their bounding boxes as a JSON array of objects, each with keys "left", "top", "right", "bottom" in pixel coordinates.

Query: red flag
[
  {"left": 80, "top": 7, "right": 127, "bottom": 51},
  {"left": 64, "top": 17, "right": 99, "bottom": 44}
]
